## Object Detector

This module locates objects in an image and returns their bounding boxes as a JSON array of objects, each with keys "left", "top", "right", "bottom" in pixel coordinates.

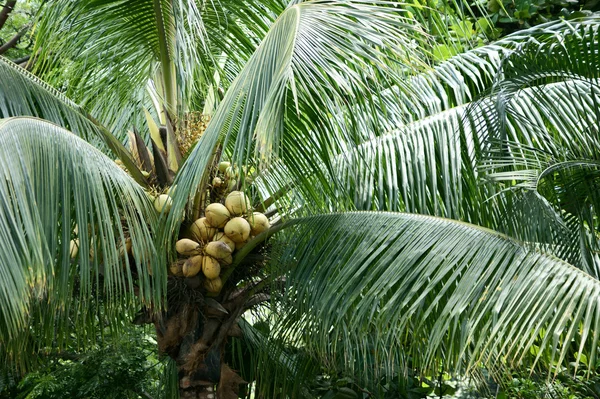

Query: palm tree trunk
[{"left": 154, "top": 294, "right": 247, "bottom": 398}]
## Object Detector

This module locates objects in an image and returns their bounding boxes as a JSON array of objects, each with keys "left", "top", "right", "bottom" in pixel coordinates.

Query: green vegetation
[{"left": 1, "top": 0, "right": 600, "bottom": 397}]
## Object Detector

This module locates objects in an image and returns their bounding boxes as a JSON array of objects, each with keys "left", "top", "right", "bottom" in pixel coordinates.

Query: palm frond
[
  {"left": 468, "top": 19, "right": 600, "bottom": 276},
  {"left": 167, "top": 0, "right": 431, "bottom": 244},
  {"left": 33, "top": 0, "right": 206, "bottom": 133},
  {"left": 0, "top": 57, "right": 149, "bottom": 187},
  {"left": 0, "top": 117, "right": 165, "bottom": 371},
  {"left": 269, "top": 212, "right": 600, "bottom": 386}
]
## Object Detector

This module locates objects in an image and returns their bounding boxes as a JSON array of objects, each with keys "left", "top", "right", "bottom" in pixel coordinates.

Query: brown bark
[
  {"left": 154, "top": 284, "right": 250, "bottom": 398},
  {"left": 0, "top": 1, "right": 17, "bottom": 31}
]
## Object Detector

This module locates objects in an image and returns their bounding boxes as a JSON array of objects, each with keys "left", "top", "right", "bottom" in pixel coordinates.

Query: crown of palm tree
[{"left": 1, "top": 0, "right": 600, "bottom": 395}]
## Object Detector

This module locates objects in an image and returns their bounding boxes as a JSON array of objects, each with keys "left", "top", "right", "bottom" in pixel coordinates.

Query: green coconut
[{"left": 154, "top": 194, "right": 172, "bottom": 213}]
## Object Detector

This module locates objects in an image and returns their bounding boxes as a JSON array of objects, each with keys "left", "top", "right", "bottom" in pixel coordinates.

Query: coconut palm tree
[{"left": 2, "top": 0, "right": 600, "bottom": 397}]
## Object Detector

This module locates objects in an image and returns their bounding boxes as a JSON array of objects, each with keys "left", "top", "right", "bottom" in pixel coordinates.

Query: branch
[
  {"left": 0, "top": 25, "right": 27, "bottom": 55},
  {"left": 0, "top": 0, "right": 16, "bottom": 31}
]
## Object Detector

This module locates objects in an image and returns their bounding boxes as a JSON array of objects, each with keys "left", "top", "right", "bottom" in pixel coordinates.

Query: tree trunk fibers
[{"left": 154, "top": 297, "right": 247, "bottom": 398}]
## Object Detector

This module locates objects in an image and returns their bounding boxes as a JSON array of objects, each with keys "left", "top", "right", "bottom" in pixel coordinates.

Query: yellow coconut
[
  {"left": 247, "top": 212, "right": 270, "bottom": 236},
  {"left": 205, "top": 277, "right": 223, "bottom": 294},
  {"left": 154, "top": 194, "right": 172, "bottom": 213},
  {"left": 225, "top": 191, "right": 251, "bottom": 215},
  {"left": 224, "top": 217, "right": 251, "bottom": 243},
  {"left": 183, "top": 255, "right": 203, "bottom": 277},
  {"left": 69, "top": 239, "right": 79, "bottom": 259},
  {"left": 118, "top": 237, "right": 133, "bottom": 258},
  {"left": 176, "top": 238, "right": 200, "bottom": 256},
  {"left": 205, "top": 241, "right": 232, "bottom": 260},
  {"left": 220, "top": 254, "right": 233, "bottom": 266},
  {"left": 212, "top": 177, "right": 223, "bottom": 187},
  {"left": 202, "top": 256, "right": 221, "bottom": 279},
  {"left": 218, "top": 161, "right": 231, "bottom": 173},
  {"left": 204, "top": 203, "right": 230, "bottom": 228},
  {"left": 235, "top": 240, "right": 248, "bottom": 251},
  {"left": 213, "top": 232, "right": 236, "bottom": 252},
  {"left": 169, "top": 260, "right": 185, "bottom": 276},
  {"left": 189, "top": 217, "right": 217, "bottom": 242}
]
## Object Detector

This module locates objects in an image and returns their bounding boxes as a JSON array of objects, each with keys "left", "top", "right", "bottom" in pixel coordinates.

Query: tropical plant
[
  {"left": 2, "top": 0, "right": 600, "bottom": 397},
  {"left": 0, "top": 0, "right": 41, "bottom": 62}
]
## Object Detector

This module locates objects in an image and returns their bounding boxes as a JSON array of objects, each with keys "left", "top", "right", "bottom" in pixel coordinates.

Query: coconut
[
  {"left": 225, "top": 191, "right": 251, "bottom": 215},
  {"left": 154, "top": 194, "right": 172, "bottom": 213},
  {"left": 220, "top": 254, "right": 233, "bottom": 266},
  {"left": 169, "top": 260, "right": 185, "bottom": 276},
  {"left": 189, "top": 217, "right": 217, "bottom": 242},
  {"left": 235, "top": 240, "right": 248, "bottom": 251},
  {"left": 176, "top": 238, "right": 200, "bottom": 256},
  {"left": 218, "top": 161, "right": 231, "bottom": 173},
  {"left": 205, "top": 277, "right": 223, "bottom": 294},
  {"left": 205, "top": 203, "right": 230, "bottom": 228},
  {"left": 183, "top": 255, "right": 203, "bottom": 277},
  {"left": 166, "top": 184, "right": 177, "bottom": 196},
  {"left": 212, "top": 177, "right": 223, "bottom": 187},
  {"left": 227, "top": 179, "right": 237, "bottom": 192},
  {"left": 202, "top": 256, "right": 221, "bottom": 279},
  {"left": 225, "top": 166, "right": 238, "bottom": 179},
  {"left": 69, "top": 239, "right": 79, "bottom": 259},
  {"left": 118, "top": 237, "right": 132, "bottom": 258},
  {"left": 213, "top": 232, "right": 236, "bottom": 252},
  {"left": 205, "top": 241, "right": 232, "bottom": 260},
  {"left": 247, "top": 212, "right": 270, "bottom": 236},
  {"left": 224, "top": 217, "right": 251, "bottom": 243}
]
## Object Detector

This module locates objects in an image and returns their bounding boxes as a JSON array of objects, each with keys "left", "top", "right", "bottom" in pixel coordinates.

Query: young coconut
[
  {"left": 205, "top": 277, "right": 223, "bottom": 294},
  {"left": 218, "top": 161, "right": 231, "bottom": 173},
  {"left": 176, "top": 238, "right": 200, "bottom": 256},
  {"left": 205, "top": 241, "right": 232, "bottom": 260},
  {"left": 212, "top": 177, "right": 223, "bottom": 187},
  {"left": 202, "top": 256, "right": 221, "bottom": 279},
  {"left": 169, "top": 260, "right": 185, "bottom": 276},
  {"left": 235, "top": 240, "right": 248, "bottom": 251},
  {"left": 154, "top": 194, "right": 172, "bottom": 213},
  {"left": 69, "top": 239, "right": 79, "bottom": 259},
  {"left": 189, "top": 217, "right": 217, "bottom": 242},
  {"left": 225, "top": 191, "right": 251, "bottom": 215},
  {"left": 224, "top": 217, "right": 251, "bottom": 243},
  {"left": 183, "top": 255, "right": 203, "bottom": 277},
  {"left": 213, "top": 232, "right": 236, "bottom": 252},
  {"left": 204, "top": 203, "right": 230, "bottom": 228},
  {"left": 220, "top": 254, "right": 233, "bottom": 266},
  {"left": 225, "top": 166, "right": 238, "bottom": 180},
  {"left": 226, "top": 179, "right": 237, "bottom": 192},
  {"left": 247, "top": 212, "right": 270, "bottom": 236}
]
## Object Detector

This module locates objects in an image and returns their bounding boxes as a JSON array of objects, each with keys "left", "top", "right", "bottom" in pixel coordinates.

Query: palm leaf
[
  {"left": 268, "top": 212, "right": 600, "bottom": 386},
  {"left": 0, "top": 57, "right": 149, "bottom": 187},
  {"left": 0, "top": 117, "right": 165, "bottom": 371},
  {"left": 166, "top": 0, "right": 431, "bottom": 245},
  {"left": 33, "top": 0, "right": 206, "bottom": 132}
]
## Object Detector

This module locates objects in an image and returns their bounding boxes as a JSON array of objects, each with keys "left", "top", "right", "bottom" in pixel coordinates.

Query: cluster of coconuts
[
  {"left": 211, "top": 161, "right": 253, "bottom": 193},
  {"left": 170, "top": 190, "right": 270, "bottom": 294}
]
